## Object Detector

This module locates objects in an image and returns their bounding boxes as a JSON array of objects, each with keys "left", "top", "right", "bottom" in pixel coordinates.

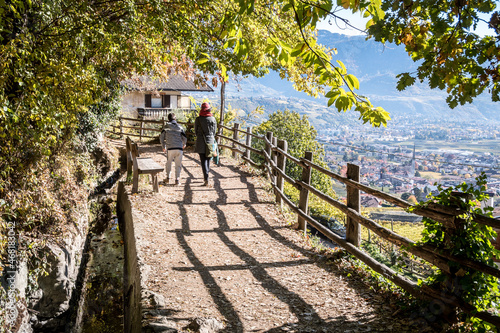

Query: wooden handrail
[
  {"left": 119, "top": 133, "right": 158, "bottom": 139},
  {"left": 218, "top": 123, "right": 233, "bottom": 131},
  {"left": 217, "top": 134, "right": 264, "bottom": 155},
  {"left": 274, "top": 146, "right": 303, "bottom": 167},
  {"left": 119, "top": 116, "right": 164, "bottom": 124},
  {"left": 242, "top": 155, "right": 265, "bottom": 169},
  {"left": 244, "top": 131, "right": 265, "bottom": 140}
]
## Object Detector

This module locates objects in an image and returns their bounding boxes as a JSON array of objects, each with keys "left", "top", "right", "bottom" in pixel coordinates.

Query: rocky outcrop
[
  {"left": 9, "top": 139, "right": 121, "bottom": 332},
  {"left": 186, "top": 318, "right": 225, "bottom": 333},
  {"left": 29, "top": 204, "right": 89, "bottom": 332}
]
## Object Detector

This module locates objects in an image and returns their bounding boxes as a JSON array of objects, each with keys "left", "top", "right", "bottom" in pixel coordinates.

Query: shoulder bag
[{"left": 200, "top": 120, "right": 218, "bottom": 159}]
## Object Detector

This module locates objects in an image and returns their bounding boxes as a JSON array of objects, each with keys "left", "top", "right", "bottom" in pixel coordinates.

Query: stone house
[{"left": 121, "top": 75, "right": 213, "bottom": 118}]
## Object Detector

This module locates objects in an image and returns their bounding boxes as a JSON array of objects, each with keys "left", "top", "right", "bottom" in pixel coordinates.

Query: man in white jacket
[{"left": 160, "top": 113, "right": 187, "bottom": 185}]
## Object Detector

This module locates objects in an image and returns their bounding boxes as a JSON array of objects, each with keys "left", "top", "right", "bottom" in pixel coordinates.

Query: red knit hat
[{"left": 200, "top": 102, "right": 211, "bottom": 112}]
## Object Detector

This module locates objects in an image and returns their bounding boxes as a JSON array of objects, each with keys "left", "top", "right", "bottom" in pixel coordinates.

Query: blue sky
[
  {"left": 317, "top": 9, "right": 368, "bottom": 36},
  {"left": 317, "top": 8, "right": 496, "bottom": 37}
]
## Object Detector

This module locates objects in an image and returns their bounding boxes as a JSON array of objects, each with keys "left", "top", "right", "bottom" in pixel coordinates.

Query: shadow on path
[
  {"left": 168, "top": 155, "right": 331, "bottom": 331},
  {"left": 151, "top": 153, "right": 426, "bottom": 332}
]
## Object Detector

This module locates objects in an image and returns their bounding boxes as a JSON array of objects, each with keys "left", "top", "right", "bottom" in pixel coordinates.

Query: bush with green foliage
[
  {"left": 77, "top": 86, "right": 122, "bottom": 152},
  {"left": 410, "top": 173, "right": 500, "bottom": 331},
  {"left": 255, "top": 110, "right": 332, "bottom": 193},
  {"left": 254, "top": 110, "right": 343, "bottom": 222}
]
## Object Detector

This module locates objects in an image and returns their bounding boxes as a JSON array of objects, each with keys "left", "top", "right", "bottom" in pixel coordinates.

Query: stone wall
[{"left": 117, "top": 181, "right": 142, "bottom": 333}]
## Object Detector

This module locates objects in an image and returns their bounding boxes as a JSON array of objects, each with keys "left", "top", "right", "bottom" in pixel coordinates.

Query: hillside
[{"left": 194, "top": 30, "right": 500, "bottom": 129}]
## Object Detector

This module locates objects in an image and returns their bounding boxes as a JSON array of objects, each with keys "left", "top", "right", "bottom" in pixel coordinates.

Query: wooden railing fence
[
  {"left": 106, "top": 116, "right": 195, "bottom": 144},
  {"left": 216, "top": 122, "right": 500, "bottom": 327},
  {"left": 107, "top": 117, "right": 500, "bottom": 325},
  {"left": 364, "top": 220, "right": 432, "bottom": 278}
]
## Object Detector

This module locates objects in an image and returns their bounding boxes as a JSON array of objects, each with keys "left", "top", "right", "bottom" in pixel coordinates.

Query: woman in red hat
[{"left": 194, "top": 102, "right": 217, "bottom": 186}]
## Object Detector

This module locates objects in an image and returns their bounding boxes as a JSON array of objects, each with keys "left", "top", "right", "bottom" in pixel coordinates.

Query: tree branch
[{"left": 291, "top": 2, "right": 366, "bottom": 104}]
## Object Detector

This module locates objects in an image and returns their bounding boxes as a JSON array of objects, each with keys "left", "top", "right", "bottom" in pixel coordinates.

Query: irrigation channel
[{"left": 70, "top": 169, "right": 124, "bottom": 333}]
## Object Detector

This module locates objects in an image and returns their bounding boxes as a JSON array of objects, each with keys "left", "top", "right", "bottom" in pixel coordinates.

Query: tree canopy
[
  {"left": 2, "top": 0, "right": 499, "bottom": 189},
  {"left": 361, "top": 0, "right": 500, "bottom": 107}
]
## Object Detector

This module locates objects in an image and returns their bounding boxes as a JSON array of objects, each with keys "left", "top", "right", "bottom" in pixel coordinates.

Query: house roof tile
[{"left": 122, "top": 75, "right": 214, "bottom": 92}]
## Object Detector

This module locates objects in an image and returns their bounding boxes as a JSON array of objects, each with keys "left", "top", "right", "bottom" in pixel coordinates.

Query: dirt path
[{"left": 125, "top": 144, "right": 432, "bottom": 333}]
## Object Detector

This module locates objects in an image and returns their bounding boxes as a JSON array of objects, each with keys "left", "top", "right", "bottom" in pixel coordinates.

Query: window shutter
[
  {"left": 162, "top": 95, "right": 171, "bottom": 108},
  {"left": 145, "top": 94, "right": 152, "bottom": 107}
]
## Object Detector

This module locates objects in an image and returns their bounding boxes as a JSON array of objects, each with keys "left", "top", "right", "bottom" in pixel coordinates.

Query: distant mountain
[{"left": 194, "top": 30, "right": 499, "bottom": 128}]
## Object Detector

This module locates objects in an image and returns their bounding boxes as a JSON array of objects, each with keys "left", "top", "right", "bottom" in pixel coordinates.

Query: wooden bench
[{"left": 126, "top": 137, "right": 164, "bottom": 193}]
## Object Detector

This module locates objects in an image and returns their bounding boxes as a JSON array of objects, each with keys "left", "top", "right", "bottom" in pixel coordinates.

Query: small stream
[
  {"left": 71, "top": 169, "right": 125, "bottom": 333},
  {"left": 76, "top": 216, "right": 124, "bottom": 333}
]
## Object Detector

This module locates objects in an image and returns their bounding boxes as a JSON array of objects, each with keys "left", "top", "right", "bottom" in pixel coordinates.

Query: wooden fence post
[
  {"left": 232, "top": 123, "right": 240, "bottom": 159},
  {"left": 391, "top": 219, "right": 394, "bottom": 252},
  {"left": 265, "top": 131, "right": 273, "bottom": 175},
  {"left": 245, "top": 126, "right": 253, "bottom": 161},
  {"left": 298, "top": 151, "right": 313, "bottom": 234},
  {"left": 346, "top": 163, "right": 361, "bottom": 247},
  {"left": 119, "top": 117, "right": 123, "bottom": 138},
  {"left": 276, "top": 139, "right": 287, "bottom": 208},
  {"left": 139, "top": 120, "right": 144, "bottom": 142},
  {"left": 271, "top": 136, "right": 278, "bottom": 200},
  {"left": 125, "top": 137, "right": 132, "bottom": 181},
  {"left": 272, "top": 137, "right": 278, "bottom": 174}
]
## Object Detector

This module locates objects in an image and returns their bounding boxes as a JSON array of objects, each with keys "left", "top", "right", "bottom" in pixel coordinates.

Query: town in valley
[{"left": 318, "top": 118, "right": 500, "bottom": 216}]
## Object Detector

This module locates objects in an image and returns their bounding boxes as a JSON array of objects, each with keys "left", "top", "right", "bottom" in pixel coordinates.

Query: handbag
[
  {"left": 200, "top": 120, "right": 218, "bottom": 159},
  {"left": 205, "top": 139, "right": 218, "bottom": 158}
]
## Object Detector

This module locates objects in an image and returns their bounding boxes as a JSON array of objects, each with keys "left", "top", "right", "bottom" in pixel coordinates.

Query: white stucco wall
[
  {"left": 120, "top": 91, "right": 183, "bottom": 118},
  {"left": 121, "top": 91, "right": 145, "bottom": 118},
  {"left": 171, "top": 94, "right": 178, "bottom": 109},
  {"left": 178, "top": 95, "right": 191, "bottom": 108}
]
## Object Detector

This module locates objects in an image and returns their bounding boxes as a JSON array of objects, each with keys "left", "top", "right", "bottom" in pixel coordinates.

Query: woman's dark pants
[{"left": 199, "top": 153, "right": 211, "bottom": 181}]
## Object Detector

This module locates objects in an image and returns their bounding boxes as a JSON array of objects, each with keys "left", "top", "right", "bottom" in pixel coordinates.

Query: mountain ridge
[{"left": 195, "top": 30, "right": 499, "bottom": 128}]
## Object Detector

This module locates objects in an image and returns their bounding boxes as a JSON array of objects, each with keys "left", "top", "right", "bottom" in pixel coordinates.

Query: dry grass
[{"left": 361, "top": 221, "right": 424, "bottom": 243}]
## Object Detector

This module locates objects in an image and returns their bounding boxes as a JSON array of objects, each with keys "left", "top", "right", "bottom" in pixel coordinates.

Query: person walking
[
  {"left": 160, "top": 113, "right": 187, "bottom": 185},
  {"left": 194, "top": 102, "right": 217, "bottom": 186}
]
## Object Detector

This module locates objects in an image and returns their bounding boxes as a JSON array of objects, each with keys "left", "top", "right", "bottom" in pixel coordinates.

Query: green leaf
[
  {"left": 345, "top": 74, "right": 359, "bottom": 90},
  {"left": 291, "top": 43, "right": 307, "bottom": 57},
  {"left": 327, "top": 97, "right": 335, "bottom": 107},
  {"left": 336, "top": 60, "right": 347, "bottom": 75},
  {"left": 197, "top": 58, "right": 209, "bottom": 65},
  {"left": 220, "top": 63, "right": 227, "bottom": 81},
  {"left": 282, "top": 4, "right": 292, "bottom": 12}
]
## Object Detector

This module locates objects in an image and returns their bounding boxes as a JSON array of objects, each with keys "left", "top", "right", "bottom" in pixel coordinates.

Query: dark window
[
  {"left": 145, "top": 94, "right": 152, "bottom": 107},
  {"left": 162, "top": 95, "right": 171, "bottom": 108}
]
